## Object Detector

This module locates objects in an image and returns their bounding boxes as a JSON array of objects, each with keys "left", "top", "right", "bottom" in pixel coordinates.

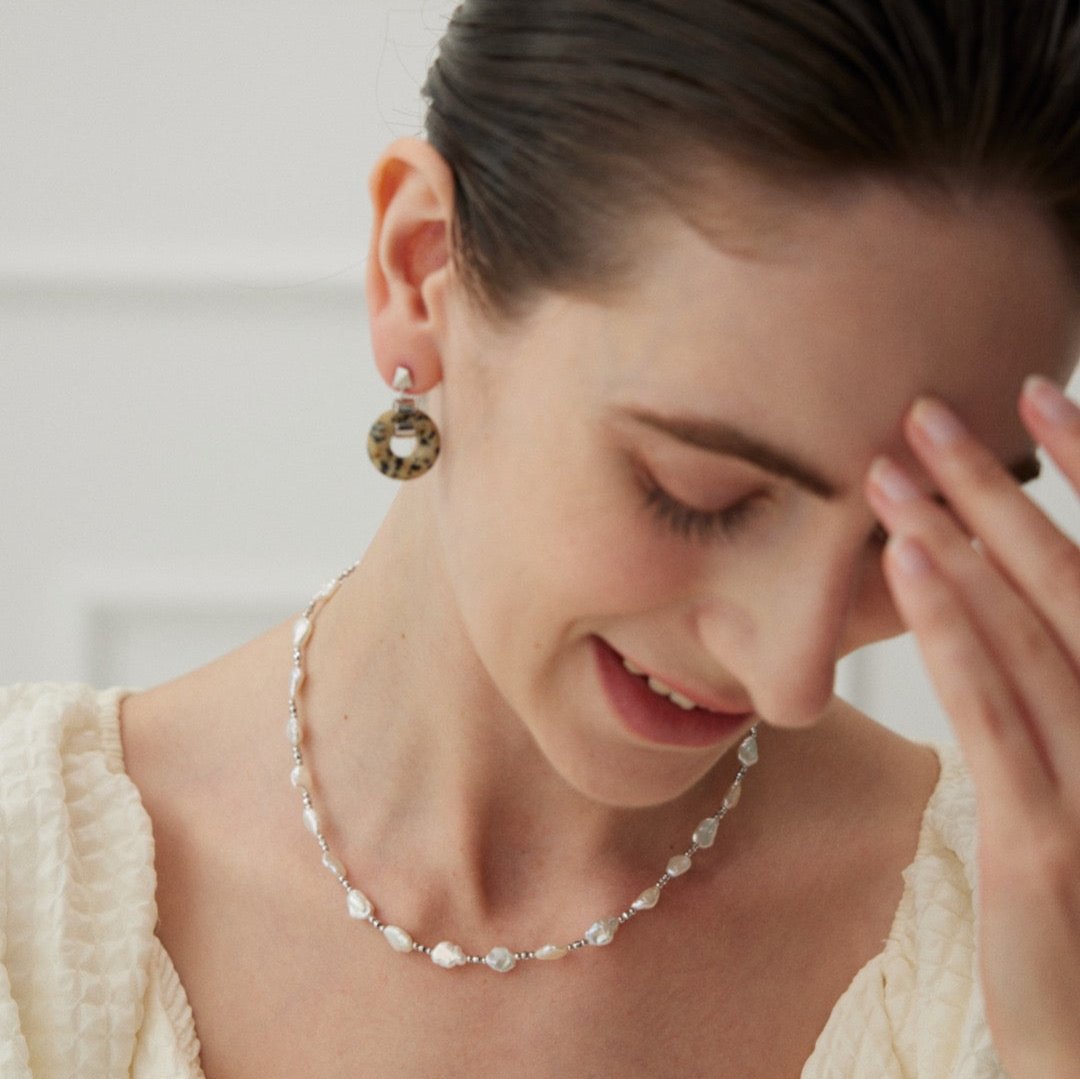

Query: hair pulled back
[{"left": 421, "top": 0, "right": 1080, "bottom": 323}]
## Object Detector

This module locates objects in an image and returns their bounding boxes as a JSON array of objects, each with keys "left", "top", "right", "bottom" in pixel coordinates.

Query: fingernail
[
  {"left": 889, "top": 535, "right": 932, "bottom": 577},
  {"left": 912, "top": 399, "right": 965, "bottom": 446},
  {"left": 869, "top": 457, "right": 922, "bottom": 503},
  {"left": 1023, "top": 376, "right": 1080, "bottom": 428}
]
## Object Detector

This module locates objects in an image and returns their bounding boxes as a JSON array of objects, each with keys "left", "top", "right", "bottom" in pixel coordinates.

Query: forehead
[{"left": 600, "top": 177, "right": 1080, "bottom": 471}]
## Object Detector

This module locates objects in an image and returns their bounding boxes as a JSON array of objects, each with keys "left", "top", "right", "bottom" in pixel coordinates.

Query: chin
[{"left": 536, "top": 727, "right": 733, "bottom": 811}]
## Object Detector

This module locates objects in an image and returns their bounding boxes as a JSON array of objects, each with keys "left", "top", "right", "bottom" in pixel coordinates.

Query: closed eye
[{"left": 641, "top": 482, "right": 763, "bottom": 543}]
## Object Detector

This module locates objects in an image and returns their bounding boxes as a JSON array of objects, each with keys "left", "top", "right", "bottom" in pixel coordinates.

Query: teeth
[
  {"left": 646, "top": 673, "right": 699, "bottom": 709},
  {"left": 621, "top": 656, "right": 704, "bottom": 711},
  {"left": 667, "top": 691, "right": 698, "bottom": 711}
]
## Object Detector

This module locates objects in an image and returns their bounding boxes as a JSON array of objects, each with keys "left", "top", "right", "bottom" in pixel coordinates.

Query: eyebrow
[{"left": 623, "top": 407, "right": 1043, "bottom": 496}]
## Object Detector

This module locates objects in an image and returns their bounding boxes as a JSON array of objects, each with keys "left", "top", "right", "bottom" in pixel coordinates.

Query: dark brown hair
[{"left": 421, "top": 0, "right": 1080, "bottom": 323}]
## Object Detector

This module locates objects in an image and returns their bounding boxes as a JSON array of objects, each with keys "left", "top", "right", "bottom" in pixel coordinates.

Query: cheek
[
  {"left": 435, "top": 395, "right": 709, "bottom": 642},
  {"left": 573, "top": 528, "right": 692, "bottom": 611},
  {"left": 459, "top": 497, "right": 699, "bottom": 647},
  {"left": 524, "top": 493, "right": 696, "bottom": 623}
]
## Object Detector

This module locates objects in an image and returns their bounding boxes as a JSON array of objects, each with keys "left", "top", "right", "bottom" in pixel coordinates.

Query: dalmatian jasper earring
[{"left": 367, "top": 365, "right": 441, "bottom": 481}]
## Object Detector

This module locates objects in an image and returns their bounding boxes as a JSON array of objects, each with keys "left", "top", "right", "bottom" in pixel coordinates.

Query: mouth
[{"left": 591, "top": 636, "right": 755, "bottom": 749}]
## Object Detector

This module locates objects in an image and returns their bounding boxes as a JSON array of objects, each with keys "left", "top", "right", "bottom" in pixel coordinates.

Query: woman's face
[{"left": 425, "top": 174, "right": 1080, "bottom": 807}]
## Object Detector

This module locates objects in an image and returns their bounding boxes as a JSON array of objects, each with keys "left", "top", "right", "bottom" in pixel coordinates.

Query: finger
[
  {"left": 881, "top": 532, "right": 1055, "bottom": 810},
  {"left": 868, "top": 459, "right": 1080, "bottom": 787},
  {"left": 1018, "top": 376, "right": 1080, "bottom": 490},
  {"left": 903, "top": 397, "right": 1080, "bottom": 670}
]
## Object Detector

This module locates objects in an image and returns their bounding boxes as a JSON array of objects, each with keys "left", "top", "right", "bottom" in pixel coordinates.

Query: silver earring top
[{"left": 392, "top": 366, "right": 415, "bottom": 394}]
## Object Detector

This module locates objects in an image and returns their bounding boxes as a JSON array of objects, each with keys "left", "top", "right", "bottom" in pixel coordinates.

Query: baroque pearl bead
[
  {"left": 535, "top": 944, "right": 568, "bottom": 960},
  {"left": 723, "top": 781, "right": 742, "bottom": 809},
  {"left": 693, "top": 816, "right": 720, "bottom": 849},
  {"left": 667, "top": 854, "right": 692, "bottom": 877},
  {"left": 346, "top": 889, "right": 373, "bottom": 919},
  {"left": 738, "top": 735, "right": 759, "bottom": 767},
  {"left": 322, "top": 852, "right": 345, "bottom": 877},
  {"left": 292, "top": 617, "right": 312, "bottom": 649},
  {"left": 290, "top": 763, "right": 311, "bottom": 790},
  {"left": 383, "top": 925, "right": 413, "bottom": 952},
  {"left": 431, "top": 941, "right": 467, "bottom": 969},
  {"left": 302, "top": 807, "right": 320, "bottom": 835},
  {"left": 485, "top": 947, "right": 517, "bottom": 973},
  {"left": 290, "top": 666, "right": 305, "bottom": 698},
  {"left": 632, "top": 886, "right": 661, "bottom": 911},
  {"left": 585, "top": 918, "right": 619, "bottom": 947},
  {"left": 286, "top": 716, "right": 301, "bottom": 746}
]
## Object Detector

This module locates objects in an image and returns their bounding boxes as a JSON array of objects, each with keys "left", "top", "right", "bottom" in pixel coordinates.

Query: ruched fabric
[
  {"left": 0, "top": 684, "right": 203, "bottom": 1079},
  {"left": 802, "top": 737, "right": 1006, "bottom": 1077}
]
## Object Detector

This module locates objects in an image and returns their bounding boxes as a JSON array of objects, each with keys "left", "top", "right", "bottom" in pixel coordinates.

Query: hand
[{"left": 864, "top": 377, "right": 1080, "bottom": 1079}]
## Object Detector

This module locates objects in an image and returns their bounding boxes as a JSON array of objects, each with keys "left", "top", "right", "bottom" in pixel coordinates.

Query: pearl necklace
[{"left": 287, "top": 562, "right": 761, "bottom": 974}]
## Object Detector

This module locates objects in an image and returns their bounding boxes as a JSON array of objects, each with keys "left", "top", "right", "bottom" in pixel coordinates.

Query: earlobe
[{"left": 365, "top": 137, "right": 457, "bottom": 391}]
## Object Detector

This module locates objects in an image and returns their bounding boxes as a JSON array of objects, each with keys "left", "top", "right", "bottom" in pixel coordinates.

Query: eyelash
[
  {"left": 642, "top": 482, "right": 761, "bottom": 543},
  {"left": 643, "top": 481, "right": 894, "bottom": 548}
]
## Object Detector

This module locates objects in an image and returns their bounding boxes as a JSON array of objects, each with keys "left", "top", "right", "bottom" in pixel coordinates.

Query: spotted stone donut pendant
[{"left": 367, "top": 403, "right": 441, "bottom": 480}]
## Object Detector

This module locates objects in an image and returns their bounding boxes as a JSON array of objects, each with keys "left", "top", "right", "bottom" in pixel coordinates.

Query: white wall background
[{"left": 2, "top": 1, "right": 1078, "bottom": 746}]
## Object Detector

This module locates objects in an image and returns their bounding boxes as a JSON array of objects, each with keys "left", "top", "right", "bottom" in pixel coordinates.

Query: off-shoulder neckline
[{"left": 98, "top": 686, "right": 966, "bottom": 1078}]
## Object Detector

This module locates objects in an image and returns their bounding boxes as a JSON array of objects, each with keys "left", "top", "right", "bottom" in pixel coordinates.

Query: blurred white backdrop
[{"left": 2, "top": 1, "right": 1077, "bottom": 746}]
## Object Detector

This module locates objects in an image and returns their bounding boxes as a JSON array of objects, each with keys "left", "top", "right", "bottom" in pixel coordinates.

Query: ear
[{"left": 365, "top": 137, "right": 457, "bottom": 392}]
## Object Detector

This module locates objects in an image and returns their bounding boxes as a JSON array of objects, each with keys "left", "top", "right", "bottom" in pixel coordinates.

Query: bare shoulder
[
  {"left": 116, "top": 614, "right": 307, "bottom": 915},
  {"left": 118, "top": 618, "right": 293, "bottom": 805}
]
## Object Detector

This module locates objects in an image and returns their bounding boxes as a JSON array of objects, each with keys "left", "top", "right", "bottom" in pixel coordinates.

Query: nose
[{"left": 696, "top": 541, "right": 856, "bottom": 729}]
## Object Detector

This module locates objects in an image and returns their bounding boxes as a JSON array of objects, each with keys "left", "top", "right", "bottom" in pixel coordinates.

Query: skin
[
  {"left": 120, "top": 137, "right": 1080, "bottom": 1076},
  {"left": 360, "top": 137, "right": 1080, "bottom": 1074}
]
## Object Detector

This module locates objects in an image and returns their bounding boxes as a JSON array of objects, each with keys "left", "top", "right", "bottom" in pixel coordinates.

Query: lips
[{"left": 592, "top": 636, "right": 755, "bottom": 749}]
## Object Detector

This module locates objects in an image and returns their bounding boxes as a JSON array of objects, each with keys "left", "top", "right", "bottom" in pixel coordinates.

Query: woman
[{"left": 2, "top": 1, "right": 1078, "bottom": 1076}]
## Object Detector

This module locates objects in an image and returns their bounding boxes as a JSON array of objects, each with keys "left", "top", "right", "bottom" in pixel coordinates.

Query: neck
[{"left": 296, "top": 488, "right": 767, "bottom": 944}]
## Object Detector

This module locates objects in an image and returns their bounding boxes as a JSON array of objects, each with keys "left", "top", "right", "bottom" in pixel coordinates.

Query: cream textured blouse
[{"left": 0, "top": 683, "right": 1009, "bottom": 1077}]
